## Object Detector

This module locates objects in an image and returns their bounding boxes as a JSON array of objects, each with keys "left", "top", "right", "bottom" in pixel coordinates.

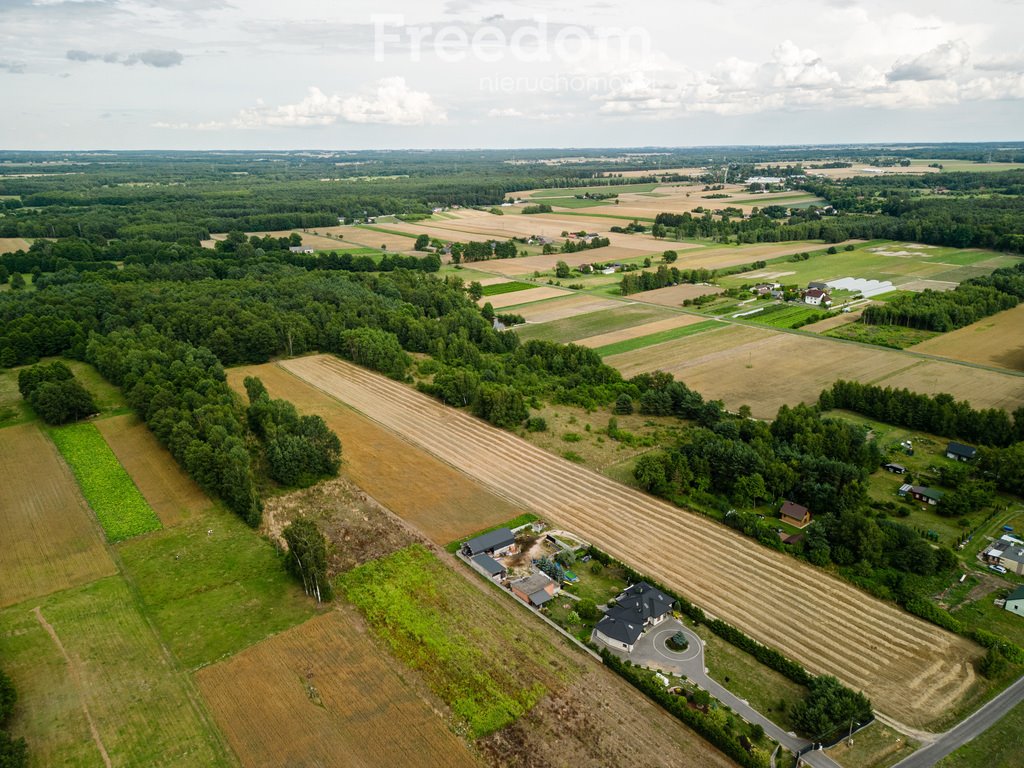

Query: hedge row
[
  {"left": 601, "top": 650, "right": 770, "bottom": 768},
  {"left": 904, "top": 597, "right": 1024, "bottom": 664}
]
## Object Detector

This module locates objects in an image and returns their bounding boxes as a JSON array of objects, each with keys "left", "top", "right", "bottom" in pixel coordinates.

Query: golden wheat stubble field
[{"left": 281, "top": 354, "right": 983, "bottom": 729}]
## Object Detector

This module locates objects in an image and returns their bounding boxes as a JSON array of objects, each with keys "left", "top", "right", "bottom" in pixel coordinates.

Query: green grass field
[
  {"left": 340, "top": 543, "right": 567, "bottom": 737},
  {"left": 593, "top": 319, "right": 720, "bottom": 356},
  {"left": 50, "top": 423, "right": 161, "bottom": 542},
  {"left": 717, "top": 242, "right": 1018, "bottom": 290},
  {"left": 117, "top": 508, "right": 316, "bottom": 670},
  {"left": 355, "top": 224, "right": 419, "bottom": 239},
  {"left": 0, "top": 576, "right": 233, "bottom": 767},
  {"left": 480, "top": 281, "right": 536, "bottom": 296},
  {"left": 515, "top": 303, "right": 675, "bottom": 344},
  {"left": 530, "top": 183, "right": 658, "bottom": 198},
  {"left": 691, "top": 622, "right": 806, "bottom": 732},
  {"left": 540, "top": 197, "right": 613, "bottom": 209},
  {"left": 826, "top": 323, "right": 939, "bottom": 349}
]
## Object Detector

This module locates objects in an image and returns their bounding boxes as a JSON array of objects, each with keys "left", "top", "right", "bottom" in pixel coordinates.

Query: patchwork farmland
[
  {"left": 280, "top": 354, "right": 984, "bottom": 729},
  {"left": 601, "top": 324, "right": 1024, "bottom": 418}
]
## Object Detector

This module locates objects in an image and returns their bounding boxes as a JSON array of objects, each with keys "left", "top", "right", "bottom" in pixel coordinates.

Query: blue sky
[{"left": 1, "top": 0, "right": 1022, "bottom": 149}]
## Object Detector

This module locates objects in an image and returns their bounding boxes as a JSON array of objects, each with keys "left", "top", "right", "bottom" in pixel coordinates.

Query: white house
[
  {"left": 1006, "top": 586, "right": 1024, "bottom": 616},
  {"left": 804, "top": 288, "right": 831, "bottom": 307}
]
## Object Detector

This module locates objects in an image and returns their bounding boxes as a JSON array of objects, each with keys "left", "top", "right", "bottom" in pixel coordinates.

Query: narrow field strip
[
  {"left": 592, "top": 319, "right": 721, "bottom": 356},
  {"left": 280, "top": 354, "right": 982, "bottom": 728},
  {"left": 49, "top": 423, "right": 162, "bottom": 542}
]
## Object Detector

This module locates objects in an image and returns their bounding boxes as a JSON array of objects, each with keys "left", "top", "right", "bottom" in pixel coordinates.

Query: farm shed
[
  {"left": 510, "top": 572, "right": 558, "bottom": 607},
  {"left": 945, "top": 442, "right": 977, "bottom": 462},
  {"left": 1005, "top": 586, "right": 1024, "bottom": 616},
  {"left": 471, "top": 553, "right": 506, "bottom": 580},
  {"left": 779, "top": 501, "right": 812, "bottom": 529},
  {"left": 883, "top": 463, "right": 907, "bottom": 474},
  {"left": 462, "top": 527, "right": 517, "bottom": 557}
]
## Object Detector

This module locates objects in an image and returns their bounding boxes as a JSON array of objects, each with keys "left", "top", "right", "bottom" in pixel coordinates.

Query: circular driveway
[{"left": 596, "top": 618, "right": 706, "bottom": 678}]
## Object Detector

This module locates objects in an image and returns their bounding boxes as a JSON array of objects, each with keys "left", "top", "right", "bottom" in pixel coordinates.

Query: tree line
[{"left": 861, "top": 263, "right": 1024, "bottom": 331}]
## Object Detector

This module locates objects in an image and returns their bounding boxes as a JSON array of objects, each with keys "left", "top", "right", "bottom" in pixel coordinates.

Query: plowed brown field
[
  {"left": 95, "top": 415, "right": 211, "bottom": 526},
  {"left": 0, "top": 424, "right": 115, "bottom": 608},
  {"left": 280, "top": 355, "right": 983, "bottom": 728},
  {"left": 197, "top": 610, "right": 479, "bottom": 768}
]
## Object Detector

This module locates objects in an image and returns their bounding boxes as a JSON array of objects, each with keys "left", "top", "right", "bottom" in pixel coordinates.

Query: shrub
[{"left": 525, "top": 416, "right": 548, "bottom": 432}]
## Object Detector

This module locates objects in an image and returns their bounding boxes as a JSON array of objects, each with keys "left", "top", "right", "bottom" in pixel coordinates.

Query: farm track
[{"left": 282, "top": 354, "right": 981, "bottom": 728}]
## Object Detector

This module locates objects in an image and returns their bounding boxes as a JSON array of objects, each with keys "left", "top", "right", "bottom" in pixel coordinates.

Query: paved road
[
  {"left": 891, "top": 673, "right": 1024, "bottom": 768},
  {"left": 598, "top": 620, "right": 841, "bottom": 768}
]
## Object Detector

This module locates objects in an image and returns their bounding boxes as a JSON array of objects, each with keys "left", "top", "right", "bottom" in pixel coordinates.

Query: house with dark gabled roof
[
  {"left": 883, "top": 462, "right": 907, "bottom": 474},
  {"left": 1005, "top": 585, "right": 1024, "bottom": 615},
  {"left": 946, "top": 442, "right": 977, "bottom": 462},
  {"left": 593, "top": 613, "right": 646, "bottom": 652},
  {"left": 462, "top": 527, "right": 517, "bottom": 557},
  {"left": 780, "top": 500, "right": 812, "bottom": 528},
  {"left": 592, "top": 582, "right": 675, "bottom": 652},
  {"left": 906, "top": 486, "right": 944, "bottom": 505}
]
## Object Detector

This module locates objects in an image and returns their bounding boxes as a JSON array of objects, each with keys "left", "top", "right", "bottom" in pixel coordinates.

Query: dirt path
[
  {"left": 32, "top": 606, "right": 113, "bottom": 768},
  {"left": 279, "top": 354, "right": 983, "bottom": 729}
]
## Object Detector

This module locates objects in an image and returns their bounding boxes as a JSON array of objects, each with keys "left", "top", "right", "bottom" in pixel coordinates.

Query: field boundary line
[{"left": 32, "top": 606, "right": 113, "bottom": 768}]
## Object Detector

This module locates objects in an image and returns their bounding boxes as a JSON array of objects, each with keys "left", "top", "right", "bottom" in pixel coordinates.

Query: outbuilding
[
  {"left": 780, "top": 500, "right": 812, "bottom": 528},
  {"left": 462, "top": 527, "right": 517, "bottom": 558},
  {"left": 946, "top": 442, "right": 977, "bottom": 462},
  {"left": 1005, "top": 586, "right": 1024, "bottom": 616}
]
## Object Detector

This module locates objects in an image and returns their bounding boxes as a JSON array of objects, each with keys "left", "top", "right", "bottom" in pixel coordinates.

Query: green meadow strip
[
  {"left": 50, "top": 422, "right": 161, "bottom": 542},
  {"left": 480, "top": 282, "right": 536, "bottom": 296},
  {"left": 595, "top": 319, "right": 720, "bottom": 356}
]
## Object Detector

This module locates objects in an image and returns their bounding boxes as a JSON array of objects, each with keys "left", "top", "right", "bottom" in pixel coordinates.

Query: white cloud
[
  {"left": 888, "top": 40, "right": 970, "bottom": 81},
  {"left": 177, "top": 78, "right": 447, "bottom": 129}
]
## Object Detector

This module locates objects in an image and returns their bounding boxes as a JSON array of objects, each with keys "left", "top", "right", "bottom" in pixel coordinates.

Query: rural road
[
  {"left": 890, "top": 673, "right": 1024, "bottom": 768},
  {"left": 597, "top": 620, "right": 841, "bottom": 768}
]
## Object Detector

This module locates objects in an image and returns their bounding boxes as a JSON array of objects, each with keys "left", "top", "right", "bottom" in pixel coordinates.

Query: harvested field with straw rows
[{"left": 280, "top": 354, "right": 984, "bottom": 729}]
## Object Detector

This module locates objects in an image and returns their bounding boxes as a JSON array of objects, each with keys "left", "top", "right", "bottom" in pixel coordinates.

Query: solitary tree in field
[
  {"left": 414, "top": 234, "right": 430, "bottom": 251},
  {"left": 283, "top": 518, "right": 332, "bottom": 603},
  {"left": 467, "top": 281, "right": 483, "bottom": 301}
]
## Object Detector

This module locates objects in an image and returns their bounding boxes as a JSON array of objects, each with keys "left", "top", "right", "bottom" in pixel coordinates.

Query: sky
[{"left": 1, "top": 0, "right": 1022, "bottom": 150}]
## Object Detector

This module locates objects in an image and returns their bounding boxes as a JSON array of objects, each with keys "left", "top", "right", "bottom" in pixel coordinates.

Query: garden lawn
[{"left": 49, "top": 422, "right": 161, "bottom": 542}]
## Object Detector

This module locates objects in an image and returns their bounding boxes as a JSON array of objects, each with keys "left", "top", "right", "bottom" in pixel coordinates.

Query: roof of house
[
  {"left": 946, "top": 442, "right": 977, "bottom": 459},
  {"left": 595, "top": 613, "right": 645, "bottom": 645},
  {"left": 528, "top": 589, "right": 554, "bottom": 606},
  {"left": 805, "top": 289, "right": 827, "bottom": 298},
  {"left": 471, "top": 553, "right": 506, "bottom": 576},
  {"left": 607, "top": 581, "right": 674, "bottom": 622},
  {"left": 780, "top": 500, "right": 810, "bottom": 522},
  {"left": 884, "top": 463, "right": 906, "bottom": 471},
  {"left": 510, "top": 571, "right": 555, "bottom": 596},
  {"left": 1006, "top": 585, "right": 1024, "bottom": 603},
  {"left": 463, "top": 527, "right": 516, "bottom": 555},
  {"left": 912, "top": 486, "right": 944, "bottom": 501}
]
